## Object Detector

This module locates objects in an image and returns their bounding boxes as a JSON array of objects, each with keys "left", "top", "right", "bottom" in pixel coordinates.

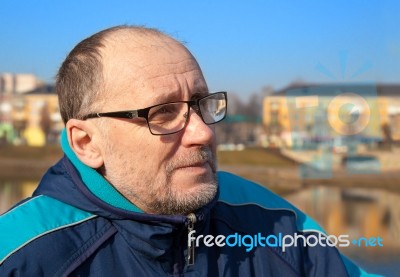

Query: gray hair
[{"left": 55, "top": 25, "right": 166, "bottom": 124}]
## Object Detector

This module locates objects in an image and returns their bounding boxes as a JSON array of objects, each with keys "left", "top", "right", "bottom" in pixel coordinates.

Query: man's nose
[{"left": 181, "top": 108, "right": 214, "bottom": 146}]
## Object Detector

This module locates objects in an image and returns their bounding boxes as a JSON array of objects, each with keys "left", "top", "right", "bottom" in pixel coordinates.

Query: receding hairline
[
  {"left": 96, "top": 26, "right": 199, "bottom": 99},
  {"left": 97, "top": 26, "right": 195, "bottom": 84},
  {"left": 100, "top": 26, "right": 188, "bottom": 51}
]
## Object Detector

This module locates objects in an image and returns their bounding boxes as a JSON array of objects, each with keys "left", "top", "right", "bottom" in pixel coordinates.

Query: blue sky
[{"left": 1, "top": 1, "right": 399, "bottom": 98}]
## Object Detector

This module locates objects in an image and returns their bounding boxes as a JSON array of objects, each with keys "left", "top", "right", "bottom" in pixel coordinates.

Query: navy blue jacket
[{"left": 0, "top": 134, "right": 373, "bottom": 276}]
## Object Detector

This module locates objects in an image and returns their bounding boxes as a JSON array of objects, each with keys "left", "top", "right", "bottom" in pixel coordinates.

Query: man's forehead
[
  {"left": 128, "top": 69, "right": 208, "bottom": 106},
  {"left": 99, "top": 32, "right": 208, "bottom": 107},
  {"left": 100, "top": 32, "right": 197, "bottom": 79}
]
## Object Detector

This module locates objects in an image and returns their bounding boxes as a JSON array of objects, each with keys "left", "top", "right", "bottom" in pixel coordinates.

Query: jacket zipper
[{"left": 186, "top": 213, "right": 197, "bottom": 266}]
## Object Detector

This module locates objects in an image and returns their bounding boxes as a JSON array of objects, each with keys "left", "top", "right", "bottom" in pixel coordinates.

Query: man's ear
[{"left": 66, "top": 119, "right": 104, "bottom": 169}]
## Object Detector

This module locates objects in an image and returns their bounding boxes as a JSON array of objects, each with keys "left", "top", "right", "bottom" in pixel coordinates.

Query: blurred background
[{"left": 0, "top": 1, "right": 399, "bottom": 276}]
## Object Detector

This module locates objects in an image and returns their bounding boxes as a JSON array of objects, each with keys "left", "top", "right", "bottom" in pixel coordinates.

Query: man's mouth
[{"left": 175, "top": 161, "right": 211, "bottom": 173}]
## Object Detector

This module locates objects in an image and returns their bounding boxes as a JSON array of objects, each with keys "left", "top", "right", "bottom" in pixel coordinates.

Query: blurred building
[
  {"left": 12, "top": 84, "right": 63, "bottom": 146},
  {"left": 0, "top": 73, "right": 63, "bottom": 146},
  {"left": 0, "top": 73, "right": 43, "bottom": 95},
  {"left": 215, "top": 114, "right": 265, "bottom": 147},
  {"left": 263, "top": 84, "right": 400, "bottom": 149},
  {"left": 0, "top": 73, "right": 43, "bottom": 144}
]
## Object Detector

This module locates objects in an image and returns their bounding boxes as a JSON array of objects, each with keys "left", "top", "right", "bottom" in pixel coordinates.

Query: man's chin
[{"left": 151, "top": 168, "right": 217, "bottom": 215}]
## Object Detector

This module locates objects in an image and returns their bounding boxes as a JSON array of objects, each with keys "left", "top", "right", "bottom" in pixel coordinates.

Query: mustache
[{"left": 166, "top": 147, "right": 216, "bottom": 174}]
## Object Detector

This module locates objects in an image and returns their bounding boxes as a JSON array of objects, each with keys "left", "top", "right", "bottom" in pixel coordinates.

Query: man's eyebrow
[
  {"left": 151, "top": 91, "right": 181, "bottom": 105},
  {"left": 191, "top": 89, "right": 209, "bottom": 100},
  {"left": 151, "top": 87, "right": 209, "bottom": 104}
]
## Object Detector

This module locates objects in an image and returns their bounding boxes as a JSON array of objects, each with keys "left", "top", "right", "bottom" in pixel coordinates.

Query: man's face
[{"left": 96, "top": 34, "right": 218, "bottom": 215}]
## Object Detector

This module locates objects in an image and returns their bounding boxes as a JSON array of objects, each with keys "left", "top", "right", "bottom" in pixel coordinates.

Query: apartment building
[{"left": 263, "top": 84, "right": 400, "bottom": 148}]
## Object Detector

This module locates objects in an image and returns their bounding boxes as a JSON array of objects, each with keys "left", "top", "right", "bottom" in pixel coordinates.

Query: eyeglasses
[{"left": 82, "top": 91, "right": 227, "bottom": 135}]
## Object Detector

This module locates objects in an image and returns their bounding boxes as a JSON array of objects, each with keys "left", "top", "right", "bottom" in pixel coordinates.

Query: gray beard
[
  {"left": 102, "top": 144, "right": 218, "bottom": 215},
  {"left": 143, "top": 147, "right": 218, "bottom": 215},
  {"left": 148, "top": 172, "right": 218, "bottom": 215}
]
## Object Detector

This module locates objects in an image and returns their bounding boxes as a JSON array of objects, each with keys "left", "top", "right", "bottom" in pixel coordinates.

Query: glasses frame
[{"left": 82, "top": 91, "right": 227, "bottom": 135}]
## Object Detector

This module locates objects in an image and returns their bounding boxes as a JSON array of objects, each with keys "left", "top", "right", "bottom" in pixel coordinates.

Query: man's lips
[
  {"left": 172, "top": 160, "right": 216, "bottom": 175},
  {"left": 175, "top": 161, "right": 209, "bottom": 170}
]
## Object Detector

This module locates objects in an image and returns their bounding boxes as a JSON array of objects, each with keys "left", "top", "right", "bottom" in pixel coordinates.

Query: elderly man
[{"left": 0, "top": 26, "right": 371, "bottom": 276}]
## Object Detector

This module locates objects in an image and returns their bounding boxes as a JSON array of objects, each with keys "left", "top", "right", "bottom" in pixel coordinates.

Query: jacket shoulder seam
[{"left": 0, "top": 195, "right": 96, "bottom": 265}]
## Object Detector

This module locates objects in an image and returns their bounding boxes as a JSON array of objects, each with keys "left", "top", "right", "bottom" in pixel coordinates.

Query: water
[
  {"left": 0, "top": 180, "right": 37, "bottom": 212},
  {"left": 286, "top": 186, "right": 400, "bottom": 277},
  {"left": 1, "top": 181, "right": 399, "bottom": 276}
]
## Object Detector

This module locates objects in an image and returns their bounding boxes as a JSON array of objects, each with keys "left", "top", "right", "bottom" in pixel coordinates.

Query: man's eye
[
  {"left": 152, "top": 106, "right": 174, "bottom": 116},
  {"left": 149, "top": 105, "right": 179, "bottom": 122},
  {"left": 158, "top": 106, "right": 172, "bottom": 114}
]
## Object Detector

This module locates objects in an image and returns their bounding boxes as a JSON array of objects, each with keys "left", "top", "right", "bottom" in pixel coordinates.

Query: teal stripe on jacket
[
  {"left": 217, "top": 171, "right": 323, "bottom": 233},
  {"left": 0, "top": 195, "right": 96, "bottom": 264},
  {"left": 217, "top": 171, "right": 381, "bottom": 277}
]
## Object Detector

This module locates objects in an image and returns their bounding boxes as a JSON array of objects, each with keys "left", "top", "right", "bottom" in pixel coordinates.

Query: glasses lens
[
  {"left": 199, "top": 92, "right": 227, "bottom": 124},
  {"left": 147, "top": 102, "right": 189, "bottom": 135}
]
